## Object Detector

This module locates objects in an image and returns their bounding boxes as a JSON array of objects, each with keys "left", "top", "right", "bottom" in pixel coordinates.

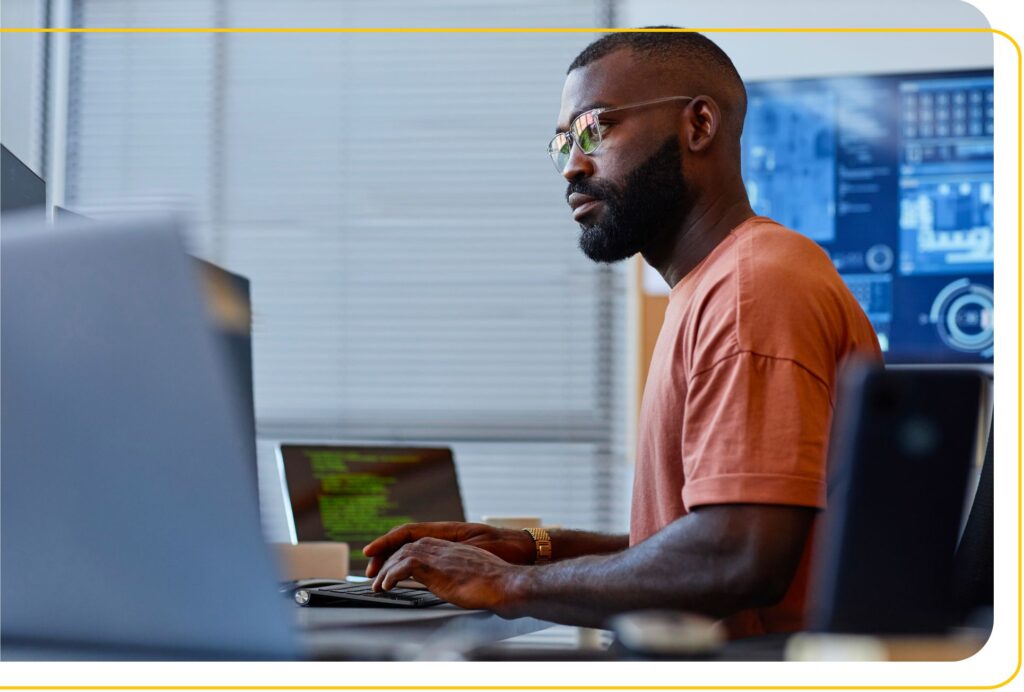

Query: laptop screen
[{"left": 278, "top": 444, "right": 465, "bottom": 573}]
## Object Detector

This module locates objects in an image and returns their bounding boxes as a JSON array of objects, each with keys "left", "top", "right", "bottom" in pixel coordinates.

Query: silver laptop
[{"left": 1, "top": 212, "right": 300, "bottom": 659}]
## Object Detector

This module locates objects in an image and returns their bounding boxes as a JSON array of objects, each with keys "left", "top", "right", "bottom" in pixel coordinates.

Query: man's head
[{"left": 556, "top": 29, "right": 747, "bottom": 263}]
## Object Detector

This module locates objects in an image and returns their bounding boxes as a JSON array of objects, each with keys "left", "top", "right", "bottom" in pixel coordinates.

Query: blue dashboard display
[{"left": 742, "top": 70, "right": 993, "bottom": 364}]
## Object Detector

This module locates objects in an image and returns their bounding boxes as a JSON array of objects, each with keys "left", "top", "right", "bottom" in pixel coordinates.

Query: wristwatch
[{"left": 523, "top": 527, "right": 552, "bottom": 565}]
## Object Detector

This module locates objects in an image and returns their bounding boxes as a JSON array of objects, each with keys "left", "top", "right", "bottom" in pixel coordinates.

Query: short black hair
[
  {"left": 569, "top": 27, "right": 740, "bottom": 78},
  {"left": 567, "top": 27, "right": 747, "bottom": 143}
]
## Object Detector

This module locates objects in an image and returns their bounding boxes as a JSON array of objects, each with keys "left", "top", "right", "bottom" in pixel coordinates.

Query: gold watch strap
[{"left": 523, "top": 527, "right": 552, "bottom": 565}]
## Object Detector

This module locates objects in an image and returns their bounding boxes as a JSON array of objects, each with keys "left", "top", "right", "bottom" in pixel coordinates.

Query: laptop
[
  {"left": 0, "top": 211, "right": 300, "bottom": 659},
  {"left": 277, "top": 444, "right": 465, "bottom": 607}
]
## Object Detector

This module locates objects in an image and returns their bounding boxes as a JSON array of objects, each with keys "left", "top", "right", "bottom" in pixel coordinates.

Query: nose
[{"left": 561, "top": 139, "right": 595, "bottom": 182}]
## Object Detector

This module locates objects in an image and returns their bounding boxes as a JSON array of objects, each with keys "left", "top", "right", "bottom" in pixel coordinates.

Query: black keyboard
[{"left": 294, "top": 582, "right": 446, "bottom": 608}]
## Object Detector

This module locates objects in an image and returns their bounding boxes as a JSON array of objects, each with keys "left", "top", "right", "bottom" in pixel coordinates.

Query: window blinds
[{"left": 63, "top": 0, "right": 632, "bottom": 537}]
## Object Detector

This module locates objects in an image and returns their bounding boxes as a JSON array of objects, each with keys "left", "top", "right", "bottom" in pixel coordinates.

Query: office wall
[
  {"left": 0, "top": 0, "right": 45, "bottom": 173},
  {"left": 621, "top": 0, "right": 992, "bottom": 79}
]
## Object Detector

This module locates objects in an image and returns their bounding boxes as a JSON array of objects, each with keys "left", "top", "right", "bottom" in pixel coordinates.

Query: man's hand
[
  {"left": 363, "top": 521, "right": 535, "bottom": 578},
  {"left": 371, "top": 538, "right": 526, "bottom": 618}
]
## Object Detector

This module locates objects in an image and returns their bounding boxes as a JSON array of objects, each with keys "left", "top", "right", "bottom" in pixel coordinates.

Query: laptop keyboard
[{"left": 295, "top": 582, "right": 446, "bottom": 608}]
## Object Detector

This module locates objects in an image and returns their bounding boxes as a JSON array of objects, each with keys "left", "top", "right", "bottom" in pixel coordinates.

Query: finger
[
  {"left": 381, "top": 558, "right": 417, "bottom": 591},
  {"left": 372, "top": 541, "right": 446, "bottom": 591},
  {"left": 363, "top": 524, "right": 416, "bottom": 558},
  {"left": 365, "top": 555, "right": 383, "bottom": 578},
  {"left": 374, "top": 556, "right": 418, "bottom": 592},
  {"left": 363, "top": 522, "right": 453, "bottom": 557},
  {"left": 372, "top": 545, "right": 411, "bottom": 591}
]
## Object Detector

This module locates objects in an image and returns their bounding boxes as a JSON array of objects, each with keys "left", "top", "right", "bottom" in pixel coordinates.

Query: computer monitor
[
  {"left": 741, "top": 69, "right": 994, "bottom": 364},
  {"left": 278, "top": 444, "right": 466, "bottom": 573},
  {"left": 194, "top": 259, "right": 258, "bottom": 495},
  {"left": 1, "top": 144, "right": 46, "bottom": 217}
]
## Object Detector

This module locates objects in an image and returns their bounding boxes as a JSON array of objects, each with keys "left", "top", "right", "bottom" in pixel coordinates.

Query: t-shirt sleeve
[{"left": 680, "top": 350, "right": 831, "bottom": 510}]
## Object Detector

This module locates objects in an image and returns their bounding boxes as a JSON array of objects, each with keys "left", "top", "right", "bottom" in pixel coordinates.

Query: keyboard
[{"left": 294, "top": 582, "right": 447, "bottom": 608}]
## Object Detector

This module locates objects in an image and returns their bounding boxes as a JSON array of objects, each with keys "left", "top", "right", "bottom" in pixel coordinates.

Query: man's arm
[
  {"left": 363, "top": 522, "right": 626, "bottom": 576},
  {"left": 371, "top": 504, "right": 815, "bottom": 628},
  {"left": 544, "top": 529, "right": 629, "bottom": 561}
]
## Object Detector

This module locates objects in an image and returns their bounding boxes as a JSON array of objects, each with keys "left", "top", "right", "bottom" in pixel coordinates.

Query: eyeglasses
[{"left": 547, "top": 95, "right": 694, "bottom": 173}]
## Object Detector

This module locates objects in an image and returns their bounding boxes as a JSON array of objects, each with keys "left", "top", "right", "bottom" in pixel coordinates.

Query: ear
[{"left": 681, "top": 96, "right": 720, "bottom": 153}]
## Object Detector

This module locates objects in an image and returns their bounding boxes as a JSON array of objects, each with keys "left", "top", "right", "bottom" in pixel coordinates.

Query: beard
[{"left": 569, "top": 136, "right": 688, "bottom": 264}]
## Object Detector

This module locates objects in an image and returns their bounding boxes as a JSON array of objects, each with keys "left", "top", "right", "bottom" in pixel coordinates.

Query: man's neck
[{"left": 641, "top": 191, "right": 756, "bottom": 290}]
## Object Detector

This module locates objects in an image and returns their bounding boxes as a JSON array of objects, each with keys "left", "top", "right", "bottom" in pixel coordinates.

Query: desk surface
[
  {"left": 1, "top": 605, "right": 555, "bottom": 661},
  {"left": 3, "top": 604, "right": 988, "bottom": 662},
  {"left": 297, "top": 604, "right": 554, "bottom": 660}
]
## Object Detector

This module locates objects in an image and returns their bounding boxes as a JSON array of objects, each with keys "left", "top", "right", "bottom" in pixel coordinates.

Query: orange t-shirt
[{"left": 630, "top": 215, "right": 882, "bottom": 639}]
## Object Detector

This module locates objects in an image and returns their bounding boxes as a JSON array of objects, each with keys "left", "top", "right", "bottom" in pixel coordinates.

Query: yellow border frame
[{"left": 0, "top": 24, "right": 1019, "bottom": 687}]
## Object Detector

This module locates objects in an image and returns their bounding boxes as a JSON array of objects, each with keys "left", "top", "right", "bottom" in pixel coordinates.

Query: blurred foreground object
[
  {"left": 0, "top": 211, "right": 299, "bottom": 660},
  {"left": 809, "top": 362, "right": 986, "bottom": 635}
]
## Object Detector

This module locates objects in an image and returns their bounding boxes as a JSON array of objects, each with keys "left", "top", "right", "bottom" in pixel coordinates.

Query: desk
[
  {"left": 470, "top": 632, "right": 991, "bottom": 662},
  {"left": 298, "top": 605, "right": 554, "bottom": 660},
  {"left": 3, "top": 608, "right": 988, "bottom": 662},
  {"left": 1, "top": 606, "right": 555, "bottom": 661}
]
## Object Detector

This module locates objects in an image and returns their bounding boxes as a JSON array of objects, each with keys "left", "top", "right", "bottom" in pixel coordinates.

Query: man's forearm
[
  {"left": 548, "top": 529, "right": 628, "bottom": 561},
  {"left": 501, "top": 506, "right": 813, "bottom": 628},
  {"left": 504, "top": 528, "right": 732, "bottom": 628}
]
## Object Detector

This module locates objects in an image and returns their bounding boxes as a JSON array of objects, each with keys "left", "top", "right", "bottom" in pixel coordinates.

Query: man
[{"left": 363, "top": 30, "right": 881, "bottom": 638}]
